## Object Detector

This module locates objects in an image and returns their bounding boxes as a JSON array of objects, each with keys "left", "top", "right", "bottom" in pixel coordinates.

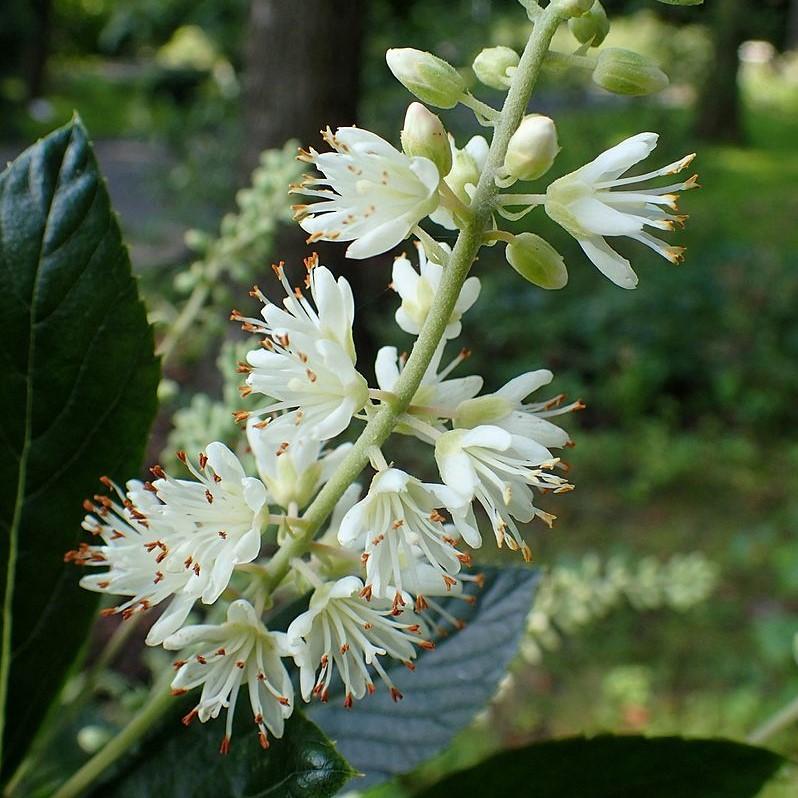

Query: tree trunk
[
  {"left": 242, "top": 0, "right": 388, "bottom": 381},
  {"left": 787, "top": 0, "right": 798, "bottom": 50},
  {"left": 24, "top": 0, "right": 52, "bottom": 99},
  {"left": 693, "top": 0, "right": 747, "bottom": 143}
]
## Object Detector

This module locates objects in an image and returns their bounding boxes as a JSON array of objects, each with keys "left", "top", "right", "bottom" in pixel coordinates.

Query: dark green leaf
[
  {"left": 0, "top": 117, "right": 159, "bottom": 780},
  {"left": 655, "top": 0, "right": 703, "bottom": 5},
  {"left": 310, "top": 566, "right": 539, "bottom": 789},
  {"left": 99, "top": 709, "right": 355, "bottom": 798},
  {"left": 415, "top": 735, "right": 785, "bottom": 798}
]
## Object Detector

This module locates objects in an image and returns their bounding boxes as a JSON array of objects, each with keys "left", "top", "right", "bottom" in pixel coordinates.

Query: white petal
[
  {"left": 496, "top": 370, "right": 553, "bottom": 403},
  {"left": 577, "top": 235, "right": 639, "bottom": 289}
]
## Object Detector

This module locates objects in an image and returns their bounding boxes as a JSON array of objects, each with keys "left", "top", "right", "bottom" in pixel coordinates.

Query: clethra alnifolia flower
[
  {"left": 287, "top": 577, "right": 433, "bottom": 706},
  {"left": 235, "top": 259, "right": 369, "bottom": 440},
  {"left": 165, "top": 600, "right": 293, "bottom": 753},
  {"left": 291, "top": 127, "right": 440, "bottom": 259},
  {"left": 67, "top": 444, "right": 268, "bottom": 645},
  {"left": 545, "top": 132, "right": 697, "bottom": 288}
]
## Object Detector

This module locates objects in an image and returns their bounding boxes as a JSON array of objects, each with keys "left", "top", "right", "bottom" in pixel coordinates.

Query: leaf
[
  {"left": 99, "top": 710, "right": 355, "bottom": 798},
  {"left": 655, "top": 0, "right": 703, "bottom": 5},
  {"left": 414, "top": 735, "right": 785, "bottom": 798},
  {"left": 0, "top": 117, "right": 159, "bottom": 780},
  {"left": 309, "top": 566, "right": 540, "bottom": 789}
]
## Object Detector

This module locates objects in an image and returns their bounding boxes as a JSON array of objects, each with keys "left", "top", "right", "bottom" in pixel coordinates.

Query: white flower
[
  {"left": 391, "top": 242, "right": 481, "bottom": 339},
  {"left": 165, "top": 600, "right": 293, "bottom": 753},
  {"left": 246, "top": 419, "right": 351, "bottom": 510},
  {"left": 453, "top": 369, "right": 581, "bottom": 451},
  {"left": 430, "top": 134, "right": 489, "bottom": 230},
  {"left": 338, "top": 468, "right": 467, "bottom": 603},
  {"left": 375, "top": 343, "right": 482, "bottom": 436},
  {"left": 434, "top": 426, "right": 572, "bottom": 558},
  {"left": 237, "top": 262, "right": 369, "bottom": 440},
  {"left": 69, "top": 443, "right": 268, "bottom": 645},
  {"left": 287, "top": 576, "right": 433, "bottom": 705},
  {"left": 545, "top": 132, "right": 697, "bottom": 289},
  {"left": 292, "top": 127, "right": 441, "bottom": 259}
]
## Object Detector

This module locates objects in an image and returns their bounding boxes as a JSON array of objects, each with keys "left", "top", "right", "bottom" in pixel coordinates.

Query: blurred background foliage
[{"left": 3, "top": 0, "right": 798, "bottom": 794}]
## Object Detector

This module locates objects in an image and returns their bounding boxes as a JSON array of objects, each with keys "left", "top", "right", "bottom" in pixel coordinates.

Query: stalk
[{"left": 261, "top": 3, "right": 564, "bottom": 592}]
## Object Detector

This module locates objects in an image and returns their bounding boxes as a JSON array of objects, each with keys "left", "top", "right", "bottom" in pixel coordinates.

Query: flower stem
[
  {"left": 260, "top": 3, "right": 565, "bottom": 595},
  {"left": 50, "top": 676, "right": 174, "bottom": 798},
  {"left": 748, "top": 693, "right": 798, "bottom": 745}
]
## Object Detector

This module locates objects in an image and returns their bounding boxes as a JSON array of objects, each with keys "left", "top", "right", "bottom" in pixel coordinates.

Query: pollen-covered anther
[
  {"left": 233, "top": 410, "right": 250, "bottom": 424},
  {"left": 205, "top": 489, "right": 214, "bottom": 504},
  {"left": 442, "top": 574, "right": 458, "bottom": 590},
  {"left": 391, "top": 591, "right": 406, "bottom": 614},
  {"left": 219, "top": 736, "right": 231, "bottom": 755},
  {"left": 415, "top": 594, "right": 428, "bottom": 612},
  {"left": 182, "top": 708, "right": 199, "bottom": 727},
  {"left": 390, "top": 687, "right": 404, "bottom": 702},
  {"left": 359, "top": 584, "right": 373, "bottom": 601},
  {"left": 344, "top": 693, "right": 353, "bottom": 709}
]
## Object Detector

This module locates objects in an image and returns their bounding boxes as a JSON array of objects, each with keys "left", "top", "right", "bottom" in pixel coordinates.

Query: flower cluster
[{"left": 67, "top": 0, "right": 697, "bottom": 755}]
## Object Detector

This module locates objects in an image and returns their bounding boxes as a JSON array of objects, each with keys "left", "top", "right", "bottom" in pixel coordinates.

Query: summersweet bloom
[
  {"left": 434, "top": 426, "right": 573, "bottom": 558},
  {"left": 291, "top": 127, "right": 441, "bottom": 259},
  {"left": 375, "top": 343, "right": 482, "bottom": 436},
  {"left": 391, "top": 242, "right": 481, "bottom": 339},
  {"left": 287, "top": 576, "right": 433, "bottom": 705},
  {"left": 247, "top": 419, "right": 351, "bottom": 510},
  {"left": 67, "top": 444, "right": 268, "bottom": 645},
  {"left": 164, "top": 600, "right": 293, "bottom": 753},
  {"left": 236, "top": 261, "right": 369, "bottom": 440},
  {"left": 338, "top": 467, "right": 467, "bottom": 604},
  {"left": 544, "top": 132, "right": 697, "bottom": 289},
  {"left": 453, "top": 369, "right": 581, "bottom": 453},
  {"left": 430, "top": 134, "right": 489, "bottom": 230}
]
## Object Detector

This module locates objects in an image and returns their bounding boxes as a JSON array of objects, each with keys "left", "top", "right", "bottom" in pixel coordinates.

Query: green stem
[
  {"left": 748, "top": 693, "right": 798, "bottom": 745},
  {"left": 261, "top": 3, "right": 565, "bottom": 594},
  {"left": 50, "top": 678, "right": 174, "bottom": 798}
]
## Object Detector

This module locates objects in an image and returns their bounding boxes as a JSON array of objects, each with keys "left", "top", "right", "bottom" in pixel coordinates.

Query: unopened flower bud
[
  {"left": 447, "top": 136, "right": 487, "bottom": 204},
  {"left": 401, "top": 102, "right": 452, "bottom": 177},
  {"left": 453, "top": 395, "right": 513, "bottom": 429},
  {"left": 552, "top": 0, "right": 595, "bottom": 18},
  {"left": 592, "top": 48, "right": 669, "bottom": 96},
  {"left": 506, "top": 233, "right": 568, "bottom": 290},
  {"left": 386, "top": 48, "right": 466, "bottom": 109},
  {"left": 504, "top": 114, "right": 559, "bottom": 181},
  {"left": 568, "top": 2, "right": 610, "bottom": 47},
  {"left": 472, "top": 46, "right": 519, "bottom": 90}
]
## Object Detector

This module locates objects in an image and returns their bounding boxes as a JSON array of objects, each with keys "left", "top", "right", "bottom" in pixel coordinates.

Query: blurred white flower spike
[
  {"left": 291, "top": 127, "right": 441, "bottom": 259},
  {"left": 164, "top": 600, "right": 293, "bottom": 753},
  {"left": 545, "top": 132, "right": 698, "bottom": 288}
]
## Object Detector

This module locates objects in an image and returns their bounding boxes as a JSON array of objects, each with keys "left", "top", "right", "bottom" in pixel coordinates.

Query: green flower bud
[
  {"left": 504, "top": 114, "right": 560, "bottom": 181},
  {"left": 506, "top": 233, "right": 568, "bottom": 290},
  {"left": 401, "top": 102, "right": 452, "bottom": 177},
  {"left": 472, "top": 46, "right": 519, "bottom": 90},
  {"left": 453, "top": 395, "right": 513, "bottom": 429},
  {"left": 568, "top": 2, "right": 610, "bottom": 47},
  {"left": 592, "top": 48, "right": 669, "bottom": 96},
  {"left": 552, "top": 0, "right": 595, "bottom": 18},
  {"left": 386, "top": 48, "right": 466, "bottom": 109}
]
